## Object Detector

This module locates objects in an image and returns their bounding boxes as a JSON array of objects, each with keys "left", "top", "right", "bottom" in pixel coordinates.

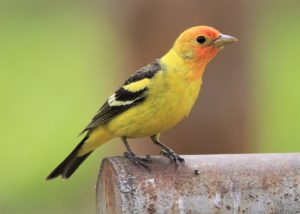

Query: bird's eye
[{"left": 196, "top": 36, "right": 206, "bottom": 44}]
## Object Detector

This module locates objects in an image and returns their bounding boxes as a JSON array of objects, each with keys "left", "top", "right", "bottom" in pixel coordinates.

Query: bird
[{"left": 46, "top": 26, "right": 238, "bottom": 180}]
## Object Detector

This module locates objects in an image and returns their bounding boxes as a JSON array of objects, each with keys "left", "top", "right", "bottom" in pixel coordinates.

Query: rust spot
[
  {"left": 147, "top": 204, "right": 156, "bottom": 214},
  {"left": 261, "top": 172, "right": 282, "bottom": 191},
  {"left": 248, "top": 194, "right": 255, "bottom": 199}
]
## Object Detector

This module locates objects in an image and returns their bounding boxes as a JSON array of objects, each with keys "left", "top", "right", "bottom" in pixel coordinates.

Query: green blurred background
[{"left": 1, "top": 0, "right": 300, "bottom": 213}]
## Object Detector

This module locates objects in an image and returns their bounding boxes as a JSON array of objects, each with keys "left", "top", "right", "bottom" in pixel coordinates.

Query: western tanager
[{"left": 47, "top": 26, "right": 237, "bottom": 180}]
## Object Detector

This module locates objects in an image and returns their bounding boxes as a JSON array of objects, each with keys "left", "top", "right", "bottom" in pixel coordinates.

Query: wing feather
[{"left": 80, "top": 60, "right": 161, "bottom": 134}]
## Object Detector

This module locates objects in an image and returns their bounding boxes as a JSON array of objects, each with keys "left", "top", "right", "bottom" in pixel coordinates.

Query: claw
[
  {"left": 160, "top": 150, "right": 184, "bottom": 165},
  {"left": 151, "top": 135, "right": 184, "bottom": 165},
  {"left": 123, "top": 152, "right": 150, "bottom": 168}
]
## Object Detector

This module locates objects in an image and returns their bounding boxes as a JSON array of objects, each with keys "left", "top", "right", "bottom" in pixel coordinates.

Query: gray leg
[
  {"left": 121, "top": 137, "right": 150, "bottom": 168},
  {"left": 150, "top": 134, "right": 184, "bottom": 164}
]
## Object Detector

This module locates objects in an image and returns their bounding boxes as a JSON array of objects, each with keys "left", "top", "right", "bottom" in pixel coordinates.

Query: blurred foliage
[
  {"left": 0, "top": 2, "right": 121, "bottom": 214},
  {"left": 253, "top": 1, "right": 300, "bottom": 152}
]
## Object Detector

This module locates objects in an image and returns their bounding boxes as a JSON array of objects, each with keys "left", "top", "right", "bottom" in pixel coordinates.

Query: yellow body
[
  {"left": 79, "top": 49, "right": 203, "bottom": 155},
  {"left": 78, "top": 26, "right": 239, "bottom": 156}
]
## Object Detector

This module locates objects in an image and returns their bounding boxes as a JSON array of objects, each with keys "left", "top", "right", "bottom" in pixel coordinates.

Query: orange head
[{"left": 173, "top": 26, "right": 237, "bottom": 66}]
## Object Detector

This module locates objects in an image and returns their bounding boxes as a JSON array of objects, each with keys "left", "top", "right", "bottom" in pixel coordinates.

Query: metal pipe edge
[{"left": 96, "top": 154, "right": 300, "bottom": 214}]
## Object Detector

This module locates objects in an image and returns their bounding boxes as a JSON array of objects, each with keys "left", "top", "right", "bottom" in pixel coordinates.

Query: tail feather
[{"left": 46, "top": 135, "right": 92, "bottom": 180}]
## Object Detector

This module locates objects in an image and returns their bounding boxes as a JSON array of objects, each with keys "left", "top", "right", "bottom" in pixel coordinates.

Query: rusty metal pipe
[{"left": 96, "top": 154, "right": 300, "bottom": 214}]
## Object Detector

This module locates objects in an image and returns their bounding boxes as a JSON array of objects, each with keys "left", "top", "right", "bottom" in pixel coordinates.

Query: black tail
[{"left": 46, "top": 135, "right": 92, "bottom": 180}]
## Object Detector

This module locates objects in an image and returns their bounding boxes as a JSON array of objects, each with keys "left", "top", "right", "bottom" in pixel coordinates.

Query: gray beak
[{"left": 213, "top": 34, "right": 238, "bottom": 48}]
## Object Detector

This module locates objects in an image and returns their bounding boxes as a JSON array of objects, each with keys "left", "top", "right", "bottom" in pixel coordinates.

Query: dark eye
[{"left": 196, "top": 36, "right": 206, "bottom": 44}]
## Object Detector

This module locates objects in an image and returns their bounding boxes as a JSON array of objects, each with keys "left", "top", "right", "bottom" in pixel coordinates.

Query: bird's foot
[
  {"left": 123, "top": 152, "right": 151, "bottom": 168},
  {"left": 160, "top": 150, "right": 184, "bottom": 164}
]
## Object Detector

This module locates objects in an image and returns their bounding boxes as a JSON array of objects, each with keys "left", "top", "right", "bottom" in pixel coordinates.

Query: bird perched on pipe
[{"left": 47, "top": 26, "right": 238, "bottom": 180}]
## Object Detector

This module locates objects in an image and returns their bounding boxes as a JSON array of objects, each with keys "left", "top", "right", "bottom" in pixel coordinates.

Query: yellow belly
[{"left": 105, "top": 72, "right": 202, "bottom": 138}]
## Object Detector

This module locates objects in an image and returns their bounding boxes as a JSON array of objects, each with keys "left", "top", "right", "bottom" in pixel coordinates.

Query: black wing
[{"left": 80, "top": 60, "right": 162, "bottom": 134}]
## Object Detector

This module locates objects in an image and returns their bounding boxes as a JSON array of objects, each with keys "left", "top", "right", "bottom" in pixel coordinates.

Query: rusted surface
[{"left": 96, "top": 154, "right": 300, "bottom": 214}]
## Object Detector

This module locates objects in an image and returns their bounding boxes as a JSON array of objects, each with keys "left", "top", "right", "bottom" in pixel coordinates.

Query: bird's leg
[
  {"left": 150, "top": 135, "right": 184, "bottom": 164},
  {"left": 121, "top": 137, "right": 150, "bottom": 168}
]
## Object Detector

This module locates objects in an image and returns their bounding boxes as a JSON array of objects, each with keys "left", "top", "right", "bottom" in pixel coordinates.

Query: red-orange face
[{"left": 173, "top": 26, "right": 237, "bottom": 64}]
